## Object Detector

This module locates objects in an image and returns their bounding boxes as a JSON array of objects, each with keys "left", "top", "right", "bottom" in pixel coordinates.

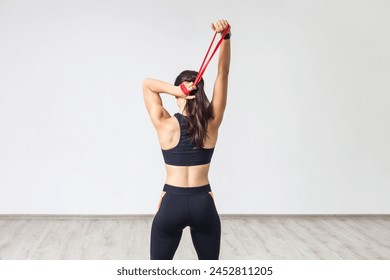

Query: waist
[
  {"left": 165, "top": 163, "right": 210, "bottom": 187},
  {"left": 163, "top": 183, "right": 211, "bottom": 195}
]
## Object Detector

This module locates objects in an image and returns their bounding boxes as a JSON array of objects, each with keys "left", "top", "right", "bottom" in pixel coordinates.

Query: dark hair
[{"left": 174, "top": 70, "right": 213, "bottom": 148}]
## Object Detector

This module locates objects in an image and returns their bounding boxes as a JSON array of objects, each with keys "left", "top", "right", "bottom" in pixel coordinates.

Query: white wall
[{"left": 0, "top": 0, "right": 389, "bottom": 214}]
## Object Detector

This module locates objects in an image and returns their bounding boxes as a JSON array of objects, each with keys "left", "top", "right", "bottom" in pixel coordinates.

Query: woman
[{"left": 142, "top": 19, "right": 231, "bottom": 260}]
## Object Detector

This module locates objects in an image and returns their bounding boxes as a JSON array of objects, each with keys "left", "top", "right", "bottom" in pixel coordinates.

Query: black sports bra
[{"left": 161, "top": 113, "right": 214, "bottom": 166}]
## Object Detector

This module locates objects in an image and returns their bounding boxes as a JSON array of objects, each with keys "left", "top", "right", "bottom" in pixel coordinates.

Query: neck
[{"left": 178, "top": 103, "right": 187, "bottom": 116}]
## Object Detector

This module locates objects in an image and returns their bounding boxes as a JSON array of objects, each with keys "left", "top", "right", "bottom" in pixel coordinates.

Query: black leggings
[{"left": 150, "top": 184, "right": 221, "bottom": 260}]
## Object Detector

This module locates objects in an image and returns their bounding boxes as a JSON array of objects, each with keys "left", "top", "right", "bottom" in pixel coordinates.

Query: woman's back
[{"left": 158, "top": 112, "right": 219, "bottom": 187}]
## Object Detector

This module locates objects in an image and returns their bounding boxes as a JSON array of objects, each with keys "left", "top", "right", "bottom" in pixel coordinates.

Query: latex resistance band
[{"left": 180, "top": 24, "right": 231, "bottom": 96}]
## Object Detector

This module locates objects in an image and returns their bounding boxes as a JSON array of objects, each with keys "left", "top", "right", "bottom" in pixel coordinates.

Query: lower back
[{"left": 164, "top": 164, "right": 211, "bottom": 187}]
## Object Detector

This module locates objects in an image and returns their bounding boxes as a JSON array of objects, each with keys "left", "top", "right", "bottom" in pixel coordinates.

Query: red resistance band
[{"left": 180, "top": 24, "right": 231, "bottom": 96}]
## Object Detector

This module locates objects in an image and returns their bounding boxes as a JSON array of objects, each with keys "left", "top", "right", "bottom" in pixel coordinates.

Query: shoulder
[
  {"left": 155, "top": 114, "right": 181, "bottom": 149},
  {"left": 156, "top": 113, "right": 179, "bottom": 133}
]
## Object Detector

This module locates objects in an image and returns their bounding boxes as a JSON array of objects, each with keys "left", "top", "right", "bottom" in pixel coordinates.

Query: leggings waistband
[{"left": 163, "top": 184, "right": 211, "bottom": 195}]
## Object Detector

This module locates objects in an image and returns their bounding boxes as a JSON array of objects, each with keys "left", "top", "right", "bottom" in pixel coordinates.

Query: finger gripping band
[
  {"left": 180, "top": 82, "right": 191, "bottom": 96},
  {"left": 194, "top": 24, "right": 231, "bottom": 86}
]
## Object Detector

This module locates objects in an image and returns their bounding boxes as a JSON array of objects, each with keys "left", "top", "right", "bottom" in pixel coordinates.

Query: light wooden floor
[{"left": 0, "top": 215, "right": 389, "bottom": 260}]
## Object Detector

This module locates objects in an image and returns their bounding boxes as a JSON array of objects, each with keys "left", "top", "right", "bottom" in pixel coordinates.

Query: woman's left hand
[{"left": 211, "top": 19, "right": 230, "bottom": 34}]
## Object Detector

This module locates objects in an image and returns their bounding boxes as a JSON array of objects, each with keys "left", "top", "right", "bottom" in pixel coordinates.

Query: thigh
[
  {"left": 189, "top": 192, "right": 221, "bottom": 260},
  {"left": 150, "top": 192, "right": 187, "bottom": 260},
  {"left": 150, "top": 221, "right": 182, "bottom": 260}
]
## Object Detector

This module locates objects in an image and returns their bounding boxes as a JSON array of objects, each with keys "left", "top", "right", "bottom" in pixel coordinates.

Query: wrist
[
  {"left": 179, "top": 83, "right": 191, "bottom": 96},
  {"left": 175, "top": 85, "right": 185, "bottom": 97},
  {"left": 223, "top": 32, "right": 231, "bottom": 40}
]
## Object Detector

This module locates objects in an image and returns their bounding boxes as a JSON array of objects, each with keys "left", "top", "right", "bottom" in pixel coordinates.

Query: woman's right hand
[
  {"left": 211, "top": 19, "right": 230, "bottom": 34},
  {"left": 176, "top": 82, "right": 196, "bottom": 99}
]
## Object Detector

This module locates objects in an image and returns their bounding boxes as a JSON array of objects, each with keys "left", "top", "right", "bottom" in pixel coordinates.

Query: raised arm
[
  {"left": 210, "top": 19, "right": 231, "bottom": 128},
  {"left": 142, "top": 78, "right": 195, "bottom": 128}
]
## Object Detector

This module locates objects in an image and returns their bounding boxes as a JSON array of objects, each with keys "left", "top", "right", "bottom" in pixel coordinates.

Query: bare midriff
[{"left": 164, "top": 163, "right": 211, "bottom": 187}]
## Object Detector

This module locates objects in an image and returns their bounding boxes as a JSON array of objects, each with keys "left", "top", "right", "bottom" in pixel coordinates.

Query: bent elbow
[
  {"left": 142, "top": 78, "right": 150, "bottom": 87},
  {"left": 142, "top": 78, "right": 152, "bottom": 92}
]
